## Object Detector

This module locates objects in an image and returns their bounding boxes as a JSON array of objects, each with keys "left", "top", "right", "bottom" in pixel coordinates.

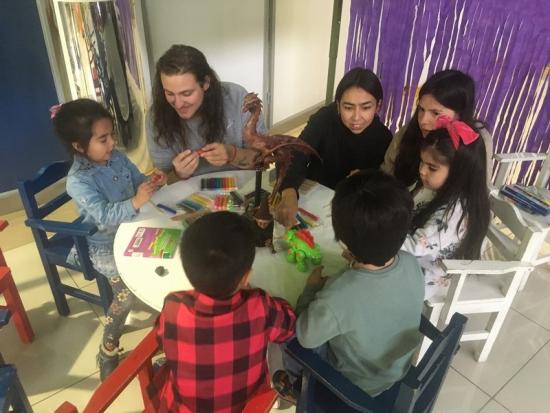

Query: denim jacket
[{"left": 66, "top": 150, "right": 146, "bottom": 247}]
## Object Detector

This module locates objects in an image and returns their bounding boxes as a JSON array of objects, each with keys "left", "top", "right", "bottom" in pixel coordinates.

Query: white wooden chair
[
  {"left": 488, "top": 194, "right": 549, "bottom": 289},
  {"left": 418, "top": 185, "right": 537, "bottom": 363},
  {"left": 491, "top": 150, "right": 550, "bottom": 288},
  {"left": 420, "top": 259, "right": 532, "bottom": 363}
]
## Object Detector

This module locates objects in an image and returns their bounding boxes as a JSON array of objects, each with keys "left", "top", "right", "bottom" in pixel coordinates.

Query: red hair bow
[
  {"left": 49, "top": 103, "right": 62, "bottom": 119},
  {"left": 435, "top": 115, "right": 479, "bottom": 149}
]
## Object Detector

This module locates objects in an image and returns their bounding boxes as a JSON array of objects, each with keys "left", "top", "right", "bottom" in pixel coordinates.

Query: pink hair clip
[{"left": 49, "top": 103, "right": 63, "bottom": 119}]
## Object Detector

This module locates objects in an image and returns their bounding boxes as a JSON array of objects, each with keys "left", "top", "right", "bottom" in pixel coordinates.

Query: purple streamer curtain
[{"left": 345, "top": 0, "right": 549, "bottom": 185}]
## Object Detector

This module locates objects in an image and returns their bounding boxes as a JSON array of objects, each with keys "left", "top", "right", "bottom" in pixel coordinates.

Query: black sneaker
[
  {"left": 272, "top": 370, "right": 299, "bottom": 405},
  {"left": 97, "top": 344, "right": 119, "bottom": 382}
]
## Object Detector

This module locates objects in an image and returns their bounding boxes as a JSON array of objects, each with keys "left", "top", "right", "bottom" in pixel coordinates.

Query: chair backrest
[
  {"left": 17, "top": 161, "right": 72, "bottom": 220},
  {"left": 285, "top": 313, "right": 467, "bottom": 413},
  {"left": 487, "top": 195, "right": 540, "bottom": 261},
  {"left": 55, "top": 328, "right": 278, "bottom": 413},
  {"left": 55, "top": 329, "right": 163, "bottom": 413},
  {"left": 489, "top": 156, "right": 549, "bottom": 273},
  {"left": 493, "top": 152, "right": 549, "bottom": 188},
  {"left": 393, "top": 313, "right": 467, "bottom": 413}
]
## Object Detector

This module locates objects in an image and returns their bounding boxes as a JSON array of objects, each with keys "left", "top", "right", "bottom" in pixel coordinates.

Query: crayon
[
  {"left": 156, "top": 203, "right": 177, "bottom": 215},
  {"left": 230, "top": 191, "right": 244, "bottom": 206},
  {"left": 296, "top": 213, "right": 308, "bottom": 229},
  {"left": 298, "top": 208, "right": 319, "bottom": 221}
]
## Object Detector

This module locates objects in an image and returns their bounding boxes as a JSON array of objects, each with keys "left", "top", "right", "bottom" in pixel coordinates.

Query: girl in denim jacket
[{"left": 52, "top": 99, "right": 166, "bottom": 380}]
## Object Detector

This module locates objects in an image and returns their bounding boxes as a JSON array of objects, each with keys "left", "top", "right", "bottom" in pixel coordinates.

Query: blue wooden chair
[
  {"left": 17, "top": 161, "right": 112, "bottom": 316},
  {"left": 285, "top": 313, "right": 467, "bottom": 413},
  {"left": 0, "top": 364, "right": 33, "bottom": 413},
  {"left": 0, "top": 309, "right": 10, "bottom": 330},
  {"left": 0, "top": 309, "right": 33, "bottom": 412}
]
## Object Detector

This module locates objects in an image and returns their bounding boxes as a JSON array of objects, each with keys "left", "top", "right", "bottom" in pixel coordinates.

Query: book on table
[{"left": 124, "top": 227, "right": 182, "bottom": 258}]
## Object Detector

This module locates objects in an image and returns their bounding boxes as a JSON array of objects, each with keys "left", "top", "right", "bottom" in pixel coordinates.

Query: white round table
[{"left": 114, "top": 170, "right": 346, "bottom": 311}]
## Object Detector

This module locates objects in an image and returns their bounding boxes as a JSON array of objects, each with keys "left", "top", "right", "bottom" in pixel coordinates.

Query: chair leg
[
  {"left": 518, "top": 232, "right": 546, "bottom": 291},
  {"left": 96, "top": 275, "right": 113, "bottom": 315},
  {"left": 475, "top": 309, "right": 509, "bottom": 362},
  {"left": 518, "top": 268, "right": 533, "bottom": 291},
  {"left": 2, "top": 270, "right": 34, "bottom": 343},
  {"left": 1, "top": 365, "right": 33, "bottom": 413},
  {"left": 43, "top": 263, "right": 70, "bottom": 316},
  {"left": 12, "top": 373, "right": 34, "bottom": 413},
  {"left": 416, "top": 302, "right": 443, "bottom": 362}
]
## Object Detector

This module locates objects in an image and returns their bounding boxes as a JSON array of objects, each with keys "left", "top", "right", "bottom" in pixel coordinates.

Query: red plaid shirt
[{"left": 156, "top": 288, "right": 296, "bottom": 412}]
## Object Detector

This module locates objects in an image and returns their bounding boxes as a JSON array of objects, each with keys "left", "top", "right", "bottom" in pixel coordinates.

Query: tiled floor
[{"left": 2, "top": 216, "right": 550, "bottom": 413}]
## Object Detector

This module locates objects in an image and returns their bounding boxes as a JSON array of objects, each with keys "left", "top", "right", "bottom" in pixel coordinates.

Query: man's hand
[{"left": 172, "top": 150, "right": 199, "bottom": 179}]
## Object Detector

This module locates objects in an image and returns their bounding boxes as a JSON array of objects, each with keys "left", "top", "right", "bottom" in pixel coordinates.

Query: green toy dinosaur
[{"left": 285, "top": 228, "right": 322, "bottom": 272}]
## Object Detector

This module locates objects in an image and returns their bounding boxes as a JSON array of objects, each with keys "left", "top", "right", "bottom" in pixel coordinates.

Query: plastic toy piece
[
  {"left": 155, "top": 266, "right": 168, "bottom": 276},
  {"left": 150, "top": 173, "right": 162, "bottom": 184},
  {"left": 285, "top": 228, "right": 322, "bottom": 272}
]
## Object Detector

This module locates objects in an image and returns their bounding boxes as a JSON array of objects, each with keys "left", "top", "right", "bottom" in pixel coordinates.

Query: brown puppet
[
  {"left": 241, "top": 94, "right": 321, "bottom": 200},
  {"left": 252, "top": 196, "right": 276, "bottom": 253}
]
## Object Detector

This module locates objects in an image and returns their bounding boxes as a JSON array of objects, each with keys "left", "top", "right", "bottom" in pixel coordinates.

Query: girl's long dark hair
[
  {"left": 152, "top": 45, "right": 224, "bottom": 148},
  {"left": 412, "top": 128, "right": 490, "bottom": 259},
  {"left": 394, "top": 69, "right": 483, "bottom": 187}
]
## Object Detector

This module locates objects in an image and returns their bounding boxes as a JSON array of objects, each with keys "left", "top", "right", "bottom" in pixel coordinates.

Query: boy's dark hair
[
  {"left": 335, "top": 67, "right": 383, "bottom": 103},
  {"left": 413, "top": 128, "right": 490, "bottom": 259},
  {"left": 152, "top": 44, "right": 224, "bottom": 148},
  {"left": 332, "top": 170, "right": 413, "bottom": 266},
  {"left": 394, "top": 69, "right": 484, "bottom": 187},
  {"left": 180, "top": 211, "right": 256, "bottom": 298},
  {"left": 53, "top": 98, "right": 113, "bottom": 155}
]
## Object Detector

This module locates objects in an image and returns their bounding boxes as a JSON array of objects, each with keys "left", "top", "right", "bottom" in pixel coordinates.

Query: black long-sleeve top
[{"left": 280, "top": 103, "right": 393, "bottom": 191}]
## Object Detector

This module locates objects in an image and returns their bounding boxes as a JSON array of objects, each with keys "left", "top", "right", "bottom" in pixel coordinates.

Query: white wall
[
  {"left": 272, "top": 0, "right": 333, "bottom": 124},
  {"left": 142, "top": 0, "right": 265, "bottom": 98},
  {"left": 334, "top": 0, "right": 351, "bottom": 98}
]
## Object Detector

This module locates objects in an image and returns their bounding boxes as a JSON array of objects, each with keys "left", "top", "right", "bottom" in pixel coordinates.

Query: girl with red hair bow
[{"left": 400, "top": 116, "right": 490, "bottom": 299}]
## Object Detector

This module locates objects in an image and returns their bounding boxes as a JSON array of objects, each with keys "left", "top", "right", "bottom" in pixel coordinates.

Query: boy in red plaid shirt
[{"left": 156, "top": 211, "right": 296, "bottom": 412}]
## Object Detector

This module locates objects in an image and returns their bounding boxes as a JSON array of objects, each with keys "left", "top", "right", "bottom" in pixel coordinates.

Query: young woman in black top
[{"left": 275, "top": 67, "right": 392, "bottom": 227}]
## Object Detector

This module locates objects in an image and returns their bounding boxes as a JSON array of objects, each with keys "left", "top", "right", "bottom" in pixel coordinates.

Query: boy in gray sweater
[{"left": 294, "top": 170, "right": 425, "bottom": 396}]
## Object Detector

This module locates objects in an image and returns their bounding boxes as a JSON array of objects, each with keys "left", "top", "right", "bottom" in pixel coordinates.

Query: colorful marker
[
  {"left": 298, "top": 208, "right": 319, "bottom": 221},
  {"left": 156, "top": 203, "right": 177, "bottom": 215}
]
